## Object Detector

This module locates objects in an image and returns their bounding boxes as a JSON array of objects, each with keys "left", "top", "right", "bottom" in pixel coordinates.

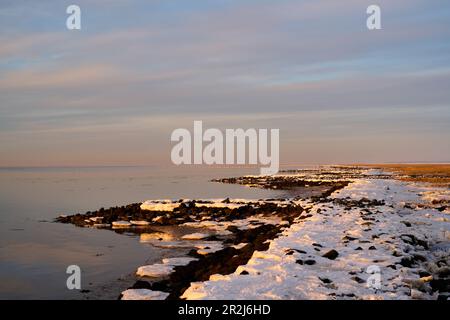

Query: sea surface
[{"left": 0, "top": 165, "right": 289, "bottom": 299}]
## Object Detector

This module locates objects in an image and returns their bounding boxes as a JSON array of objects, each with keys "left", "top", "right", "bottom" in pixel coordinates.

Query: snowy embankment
[{"left": 181, "top": 179, "right": 449, "bottom": 300}]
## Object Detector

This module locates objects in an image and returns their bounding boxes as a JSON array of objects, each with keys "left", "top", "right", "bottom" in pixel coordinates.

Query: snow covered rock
[
  {"left": 182, "top": 233, "right": 210, "bottom": 240},
  {"left": 162, "top": 257, "right": 198, "bottom": 266},
  {"left": 121, "top": 289, "right": 169, "bottom": 300},
  {"left": 130, "top": 220, "right": 150, "bottom": 226},
  {"left": 140, "top": 232, "right": 174, "bottom": 242},
  {"left": 112, "top": 221, "right": 131, "bottom": 228},
  {"left": 136, "top": 264, "right": 174, "bottom": 278}
]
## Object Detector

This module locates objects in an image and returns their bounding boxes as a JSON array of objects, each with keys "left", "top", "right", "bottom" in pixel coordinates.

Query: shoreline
[{"left": 55, "top": 165, "right": 450, "bottom": 300}]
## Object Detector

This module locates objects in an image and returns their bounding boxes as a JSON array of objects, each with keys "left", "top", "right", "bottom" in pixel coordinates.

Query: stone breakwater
[{"left": 55, "top": 166, "right": 449, "bottom": 300}]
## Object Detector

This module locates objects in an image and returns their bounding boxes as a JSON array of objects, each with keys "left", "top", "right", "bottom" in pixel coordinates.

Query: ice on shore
[
  {"left": 140, "top": 232, "right": 174, "bottom": 242},
  {"left": 181, "top": 215, "right": 283, "bottom": 233},
  {"left": 232, "top": 243, "right": 248, "bottom": 250},
  {"left": 111, "top": 221, "right": 131, "bottom": 228},
  {"left": 181, "top": 233, "right": 210, "bottom": 240},
  {"left": 162, "top": 257, "right": 198, "bottom": 266},
  {"left": 130, "top": 220, "right": 150, "bottom": 226},
  {"left": 182, "top": 177, "right": 450, "bottom": 300},
  {"left": 195, "top": 201, "right": 244, "bottom": 209},
  {"left": 136, "top": 264, "right": 174, "bottom": 278},
  {"left": 141, "top": 200, "right": 183, "bottom": 211},
  {"left": 196, "top": 242, "right": 223, "bottom": 255},
  {"left": 121, "top": 289, "right": 169, "bottom": 300},
  {"left": 140, "top": 198, "right": 265, "bottom": 212},
  {"left": 93, "top": 223, "right": 110, "bottom": 228}
]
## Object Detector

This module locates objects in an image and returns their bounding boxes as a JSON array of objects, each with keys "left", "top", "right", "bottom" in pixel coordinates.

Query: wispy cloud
[{"left": 0, "top": 0, "right": 449, "bottom": 166}]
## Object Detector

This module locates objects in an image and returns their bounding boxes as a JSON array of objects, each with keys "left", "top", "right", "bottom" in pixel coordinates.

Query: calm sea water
[{"left": 0, "top": 166, "right": 284, "bottom": 299}]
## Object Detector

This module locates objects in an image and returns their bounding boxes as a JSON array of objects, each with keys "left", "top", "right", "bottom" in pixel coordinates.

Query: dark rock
[
  {"left": 150, "top": 280, "right": 170, "bottom": 292},
  {"left": 342, "top": 235, "right": 358, "bottom": 242},
  {"left": 400, "top": 234, "right": 429, "bottom": 249},
  {"left": 368, "top": 246, "right": 377, "bottom": 250},
  {"left": 131, "top": 280, "right": 152, "bottom": 290},
  {"left": 322, "top": 249, "right": 339, "bottom": 260},
  {"left": 401, "top": 221, "right": 412, "bottom": 227},
  {"left": 319, "top": 277, "right": 332, "bottom": 284},
  {"left": 392, "top": 250, "right": 402, "bottom": 257},
  {"left": 412, "top": 254, "right": 427, "bottom": 262},
  {"left": 437, "top": 267, "right": 450, "bottom": 278},
  {"left": 419, "top": 271, "right": 431, "bottom": 278},
  {"left": 399, "top": 256, "right": 414, "bottom": 268},
  {"left": 312, "top": 243, "right": 323, "bottom": 248},
  {"left": 387, "top": 264, "right": 397, "bottom": 270},
  {"left": 430, "top": 278, "right": 450, "bottom": 292},
  {"left": 285, "top": 248, "right": 306, "bottom": 255},
  {"left": 351, "top": 276, "right": 365, "bottom": 284}
]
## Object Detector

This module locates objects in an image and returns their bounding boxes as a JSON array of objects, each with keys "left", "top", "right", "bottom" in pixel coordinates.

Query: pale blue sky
[{"left": 0, "top": 0, "right": 449, "bottom": 166}]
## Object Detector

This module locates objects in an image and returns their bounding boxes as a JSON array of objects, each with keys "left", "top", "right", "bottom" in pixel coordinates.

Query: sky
[{"left": 0, "top": 0, "right": 449, "bottom": 167}]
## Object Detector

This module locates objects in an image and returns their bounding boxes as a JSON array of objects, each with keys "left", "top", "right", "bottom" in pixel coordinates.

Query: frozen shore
[
  {"left": 182, "top": 177, "right": 449, "bottom": 300},
  {"left": 56, "top": 166, "right": 449, "bottom": 300}
]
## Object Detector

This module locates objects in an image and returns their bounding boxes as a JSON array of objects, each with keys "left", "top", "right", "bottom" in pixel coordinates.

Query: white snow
[
  {"left": 136, "top": 264, "right": 174, "bottom": 278},
  {"left": 232, "top": 243, "right": 248, "bottom": 250},
  {"left": 111, "top": 221, "right": 131, "bottom": 228},
  {"left": 140, "top": 199, "right": 247, "bottom": 212},
  {"left": 140, "top": 232, "right": 174, "bottom": 242},
  {"left": 140, "top": 198, "right": 291, "bottom": 213},
  {"left": 162, "top": 257, "right": 198, "bottom": 266},
  {"left": 181, "top": 214, "right": 283, "bottom": 233},
  {"left": 141, "top": 200, "right": 183, "bottom": 211},
  {"left": 93, "top": 223, "right": 110, "bottom": 228},
  {"left": 181, "top": 233, "right": 210, "bottom": 240},
  {"left": 130, "top": 220, "right": 150, "bottom": 226},
  {"left": 195, "top": 201, "right": 245, "bottom": 209},
  {"left": 196, "top": 242, "right": 223, "bottom": 255},
  {"left": 121, "top": 289, "right": 169, "bottom": 300},
  {"left": 182, "top": 177, "right": 449, "bottom": 300}
]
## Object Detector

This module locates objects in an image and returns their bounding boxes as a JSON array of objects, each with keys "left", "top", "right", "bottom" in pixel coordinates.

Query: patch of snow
[
  {"left": 93, "top": 223, "right": 110, "bottom": 228},
  {"left": 141, "top": 200, "right": 183, "bottom": 211},
  {"left": 140, "top": 232, "right": 175, "bottom": 242},
  {"left": 121, "top": 289, "right": 169, "bottom": 300},
  {"left": 130, "top": 220, "right": 150, "bottom": 226},
  {"left": 182, "top": 178, "right": 450, "bottom": 300},
  {"left": 136, "top": 264, "right": 174, "bottom": 278},
  {"left": 162, "top": 257, "right": 198, "bottom": 266},
  {"left": 182, "top": 233, "right": 210, "bottom": 240},
  {"left": 232, "top": 243, "right": 248, "bottom": 250},
  {"left": 111, "top": 221, "right": 131, "bottom": 228},
  {"left": 196, "top": 242, "right": 223, "bottom": 255}
]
